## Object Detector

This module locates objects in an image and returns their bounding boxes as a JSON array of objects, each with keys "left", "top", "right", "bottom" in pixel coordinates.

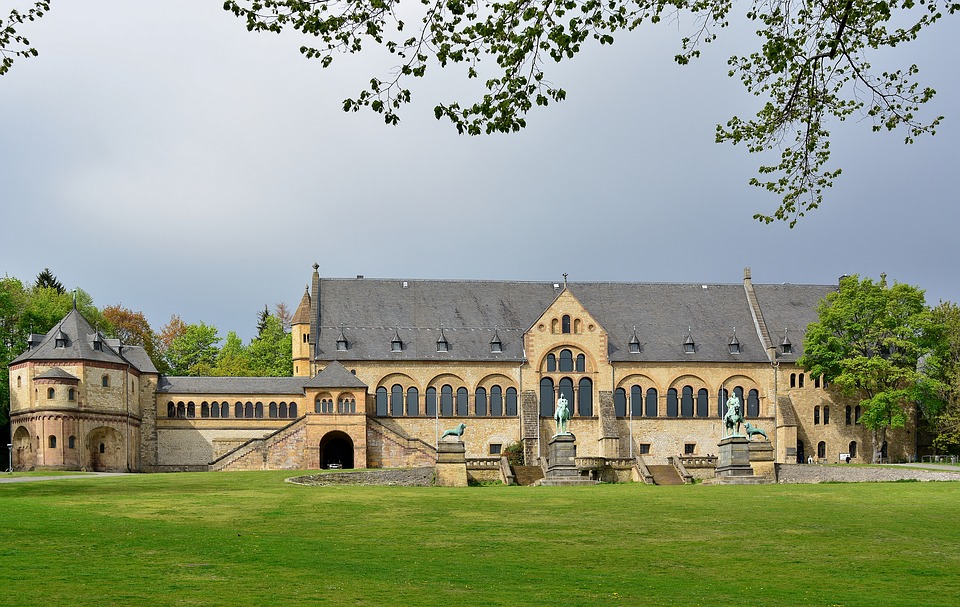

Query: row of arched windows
[
  {"left": 44, "top": 387, "right": 76, "bottom": 400},
  {"left": 375, "top": 385, "right": 519, "bottom": 417},
  {"left": 540, "top": 377, "right": 593, "bottom": 416},
  {"left": 165, "top": 400, "right": 299, "bottom": 419},
  {"left": 611, "top": 386, "right": 761, "bottom": 419},
  {"left": 799, "top": 440, "right": 860, "bottom": 462},
  {"left": 315, "top": 397, "right": 357, "bottom": 414},
  {"left": 791, "top": 373, "right": 828, "bottom": 389},
  {"left": 544, "top": 350, "right": 586, "bottom": 373},
  {"left": 46, "top": 435, "right": 77, "bottom": 449}
]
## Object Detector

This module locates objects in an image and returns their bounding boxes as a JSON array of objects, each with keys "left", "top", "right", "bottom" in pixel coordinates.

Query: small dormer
[
  {"left": 391, "top": 330, "right": 403, "bottom": 353},
  {"left": 336, "top": 328, "right": 348, "bottom": 352},
  {"left": 628, "top": 326, "right": 641, "bottom": 354},
  {"left": 683, "top": 328, "right": 695, "bottom": 354},
  {"left": 436, "top": 327, "right": 449, "bottom": 353},
  {"left": 490, "top": 327, "right": 502, "bottom": 353},
  {"left": 728, "top": 329, "right": 741, "bottom": 355},
  {"left": 780, "top": 328, "right": 793, "bottom": 355},
  {"left": 92, "top": 332, "right": 103, "bottom": 352},
  {"left": 54, "top": 329, "right": 68, "bottom": 349}
]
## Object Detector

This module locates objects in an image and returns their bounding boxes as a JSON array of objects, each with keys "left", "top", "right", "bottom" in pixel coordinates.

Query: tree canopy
[
  {"left": 799, "top": 274, "right": 946, "bottom": 462},
  {"left": 2, "top": 1, "right": 954, "bottom": 225},
  {"left": 927, "top": 301, "right": 960, "bottom": 453}
]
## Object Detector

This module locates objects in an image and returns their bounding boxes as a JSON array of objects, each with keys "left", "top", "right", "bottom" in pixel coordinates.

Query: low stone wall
[
  {"left": 776, "top": 464, "right": 960, "bottom": 484},
  {"left": 286, "top": 467, "right": 435, "bottom": 486}
]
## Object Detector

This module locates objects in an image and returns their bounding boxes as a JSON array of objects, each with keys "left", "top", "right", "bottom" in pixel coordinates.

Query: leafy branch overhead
[{"left": 221, "top": 0, "right": 952, "bottom": 225}]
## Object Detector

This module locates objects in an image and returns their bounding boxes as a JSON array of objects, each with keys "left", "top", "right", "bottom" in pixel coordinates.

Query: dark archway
[
  {"left": 12, "top": 426, "right": 34, "bottom": 470},
  {"left": 319, "top": 431, "right": 354, "bottom": 469}
]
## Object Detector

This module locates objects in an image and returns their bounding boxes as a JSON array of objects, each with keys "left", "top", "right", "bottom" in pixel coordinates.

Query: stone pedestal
[
  {"left": 715, "top": 436, "right": 753, "bottom": 477},
  {"left": 540, "top": 433, "right": 597, "bottom": 486},
  {"left": 435, "top": 441, "right": 467, "bottom": 487}
]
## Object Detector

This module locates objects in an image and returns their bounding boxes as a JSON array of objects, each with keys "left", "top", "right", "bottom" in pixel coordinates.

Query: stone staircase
[
  {"left": 647, "top": 465, "right": 684, "bottom": 486},
  {"left": 366, "top": 417, "right": 437, "bottom": 468},
  {"left": 512, "top": 465, "right": 545, "bottom": 486},
  {"left": 210, "top": 417, "right": 307, "bottom": 471}
]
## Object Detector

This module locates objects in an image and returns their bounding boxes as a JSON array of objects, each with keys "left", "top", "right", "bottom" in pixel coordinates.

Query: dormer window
[
  {"left": 391, "top": 330, "right": 403, "bottom": 353},
  {"left": 780, "top": 329, "right": 793, "bottom": 355},
  {"left": 54, "top": 330, "right": 68, "bottom": 348},
  {"left": 436, "top": 327, "right": 449, "bottom": 353},
  {"left": 683, "top": 329, "right": 695, "bottom": 354},
  {"left": 93, "top": 336, "right": 103, "bottom": 351},
  {"left": 336, "top": 328, "right": 348, "bottom": 352},
  {"left": 629, "top": 326, "right": 641, "bottom": 354},
  {"left": 728, "top": 329, "right": 741, "bottom": 355},
  {"left": 490, "top": 328, "right": 502, "bottom": 353}
]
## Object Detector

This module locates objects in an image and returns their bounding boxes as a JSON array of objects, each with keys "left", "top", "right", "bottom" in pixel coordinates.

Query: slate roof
[
  {"left": 313, "top": 278, "right": 835, "bottom": 364},
  {"left": 752, "top": 284, "right": 837, "bottom": 362},
  {"left": 157, "top": 376, "right": 310, "bottom": 395},
  {"left": 303, "top": 361, "right": 367, "bottom": 389},
  {"left": 11, "top": 308, "right": 158, "bottom": 374},
  {"left": 34, "top": 367, "right": 80, "bottom": 381}
]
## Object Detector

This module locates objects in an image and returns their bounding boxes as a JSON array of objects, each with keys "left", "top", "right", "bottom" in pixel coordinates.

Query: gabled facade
[{"left": 7, "top": 267, "right": 905, "bottom": 473}]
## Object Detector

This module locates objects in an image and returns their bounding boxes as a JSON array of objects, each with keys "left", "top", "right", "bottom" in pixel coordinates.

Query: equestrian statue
[{"left": 554, "top": 394, "right": 571, "bottom": 435}]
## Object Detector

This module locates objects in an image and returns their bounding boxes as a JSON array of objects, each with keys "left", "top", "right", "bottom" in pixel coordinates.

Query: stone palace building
[{"left": 8, "top": 266, "right": 905, "bottom": 473}]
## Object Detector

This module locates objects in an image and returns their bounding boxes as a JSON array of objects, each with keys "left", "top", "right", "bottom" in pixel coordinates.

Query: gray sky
[{"left": 2, "top": 2, "right": 958, "bottom": 342}]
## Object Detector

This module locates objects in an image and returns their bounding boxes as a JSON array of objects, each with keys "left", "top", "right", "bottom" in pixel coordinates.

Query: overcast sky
[{"left": 2, "top": 2, "right": 958, "bottom": 342}]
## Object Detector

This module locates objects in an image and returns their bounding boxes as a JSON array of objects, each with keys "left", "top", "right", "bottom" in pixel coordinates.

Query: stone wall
[{"left": 776, "top": 464, "right": 960, "bottom": 483}]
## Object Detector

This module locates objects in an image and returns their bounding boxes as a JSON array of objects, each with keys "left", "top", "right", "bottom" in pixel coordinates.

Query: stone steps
[
  {"left": 512, "top": 465, "right": 544, "bottom": 486},
  {"left": 647, "top": 465, "right": 684, "bottom": 485}
]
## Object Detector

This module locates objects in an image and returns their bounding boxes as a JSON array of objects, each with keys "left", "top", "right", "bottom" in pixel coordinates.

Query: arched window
[
  {"left": 279, "top": 402, "right": 288, "bottom": 417},
  {"left": 391, "top": 384, "right": 404, "bottom": 416},
  {"left": 559, "top": 349, "right": 574, "bottom": 373},
  {"left": 854, "top": 406, "right": 862, "bottom": 424},
  {"left": 245, "top": 402, "right": 254, "bottom": 418},
  {"left": 269, "top": 402, "right": 278, "bottom": 418},
  {"left": 562, "top": 315, "right": 571, "bottom": 334},
  {"left": 68, "top": 388, "right": 75, "bottom": 401},
  {"left": 817, "top": 441, "right": 826, "bottom": 459},
  {"left": 578, "top": 378, "right": 593, "bottom": 416},
  {"left": 101, "top": 374, "right": 109, "bottom": 388},
  {"left": 546, "top": 354, "right": 557, "bottom": 372},
  {"left": 425, "top": 387, "right": 437, "bottom": 416},
  {"left": 717, "top": 388, "right": 729, "bottom": 418},
  {"left": 211, "top": 401, "right": 220, "bottom": 418},
  {"left": 667, "top": 388, "right": 678, "bottom": 417},
  {"left": 575, "top": 354, "right": 585, "bottom": 372},
  {"left": 441, "top": 385, "right": 454, "bottom": 416},
  {"left": 456, "top": 387, "right": 469, "bottom": 416},
  {"left": 406, "top": 387, "right": 419, "bottom": 416},
  {"left": 823, "top": 405, "right": 830, "bottom": 425},
  {"left": 167, "top": 402, "right": 175, "bottom": 418},
  {"left": 614, "top": 388, "right": 627, "bottom": 417},
  {"left": 235, "top": 402, "right": 243, "bottom": 418},
  {"left": 849, "top": 441, "right": 858, "bottom": 458},
  {"left": 47, "top": 387, "right": 55, "bottom": 399},
  {"left": 734, "top": 387, "right": 745, "bottom": 410},
  {"left": 254, "top": 402, "right": 263, "bottom": 418},
  {"left": 814, "top": 405, "right": 821, "bottom": 425},
  {"left": 177, "top": 402, "right": 186, "bottom": 418},
  {"left": 680, "top": 386, "right": 694, "bottom": 418},
  {"left": 790, "top": 373, "right": 796, "bottom": 388},
  {"left": 99, "top": 443, "right": 105, "bottom": 454},
  {"left": 68, "top": 436, "right": 75, "bottom": 449},
  {"left": 630, "top": 385, "right": 643, "bottom": 417},
  {"left": 315, "top": 399, "right": 322, "bottom": 413},
  {"left": 48, "top": 435, "right": 57, "bottom": 449},
  {"left": 799, "top": 373, "right": 805, "bottom": 388},
  {"left": 559, "top": 378, "right": 574, "bottom": 414},
  {"left": 221, "top": 402, "right": 230, "bottom": 418},
  {"left": 289, "top": 402, "right": 297, "bottom": 417},
  {"left": 645, "top": 388, "right": 658, "bottom": 417},
  {"left": 845, "top": 405, "right": 852, "bottom": 425},
  {"left": 697, "top": 388, "right": 709, "bottom": 417},
  {"left": 797, "top": 440, "right": 805, "bottom": 463},
  {"left": 540, "top": 378, "right": 555, "bottom": 417},
  {"left": 201, "top": 402, "right": 210, "bottom": 418},
  {"left": 16, "top": 376, "right": 20, "bottom": 388},
  {"left": 747, "top": 389, "right": 760, "bottom": 417},
  {"left": 490, "top": 386, "right": 503, "bottom": 416},
  {"left": 814, "top": 376, "right": 821, "bottom": 388},
  {"left": 506, "top": 388, "right": 518, "bottom": 416},
  {"left": 376, "top": 387, "right": 388, "bottom": 416},
  {"left": 476, "top": 387, "right": 487, "bottom": 416},
  {"left": 187, "top": 402, "right": 196, "bottom": 418}
]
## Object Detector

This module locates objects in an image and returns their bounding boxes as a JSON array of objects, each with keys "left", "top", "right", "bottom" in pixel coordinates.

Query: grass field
[{"left": 2, "top": 472, "right": 958, "bottom": 607}]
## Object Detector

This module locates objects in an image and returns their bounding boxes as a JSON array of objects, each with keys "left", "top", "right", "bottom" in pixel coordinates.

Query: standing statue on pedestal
[
  {"left": 554, "top": 394, "right": 571, "bottom": 435},
  {"left": 723, "top": 392, "right": 744, "bottom": 437}
]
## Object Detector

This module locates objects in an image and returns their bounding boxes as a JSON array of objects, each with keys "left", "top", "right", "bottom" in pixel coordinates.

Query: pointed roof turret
[{"left": 293, "top": 285, "right": 312, "bottom": 326}]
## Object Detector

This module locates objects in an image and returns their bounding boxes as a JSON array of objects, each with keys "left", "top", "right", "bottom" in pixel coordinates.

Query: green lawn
[{"left": 2, "top": 472, "right": 958, "bottom": 607}]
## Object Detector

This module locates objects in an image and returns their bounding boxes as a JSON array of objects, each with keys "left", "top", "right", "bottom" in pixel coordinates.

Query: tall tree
[
  {"left": 163, "top": 322, "right": 221, "bottom": 376},
  {"left": 101, "top": 304, "right": 166, "bottom": 373},
  {"left": 928, "top": 301, "right": 960, "bottom": 453},
  {"left": 212, "top": 331, "right": 254, "bottom": 377},
  {"left": 34, "top": 267, "right": 64, "bottom": 294},
  {"left": 799, "top": 275, "right": 946, "bottom": 462},
  {"left": 274, "top": 302, "right": 292, "bottom": 333},
  {"left": 248, "top": 314, "right": 293, "bottom": 377}
]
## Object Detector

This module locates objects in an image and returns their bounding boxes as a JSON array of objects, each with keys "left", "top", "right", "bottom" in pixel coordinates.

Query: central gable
[{"left": 524, "top": 288, "right": 610, "bottom": 371}]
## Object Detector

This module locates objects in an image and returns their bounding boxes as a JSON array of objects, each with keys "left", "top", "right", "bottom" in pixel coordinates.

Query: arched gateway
[{"left": 319, "top": 431, "right": 354, "bottom": 469}]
